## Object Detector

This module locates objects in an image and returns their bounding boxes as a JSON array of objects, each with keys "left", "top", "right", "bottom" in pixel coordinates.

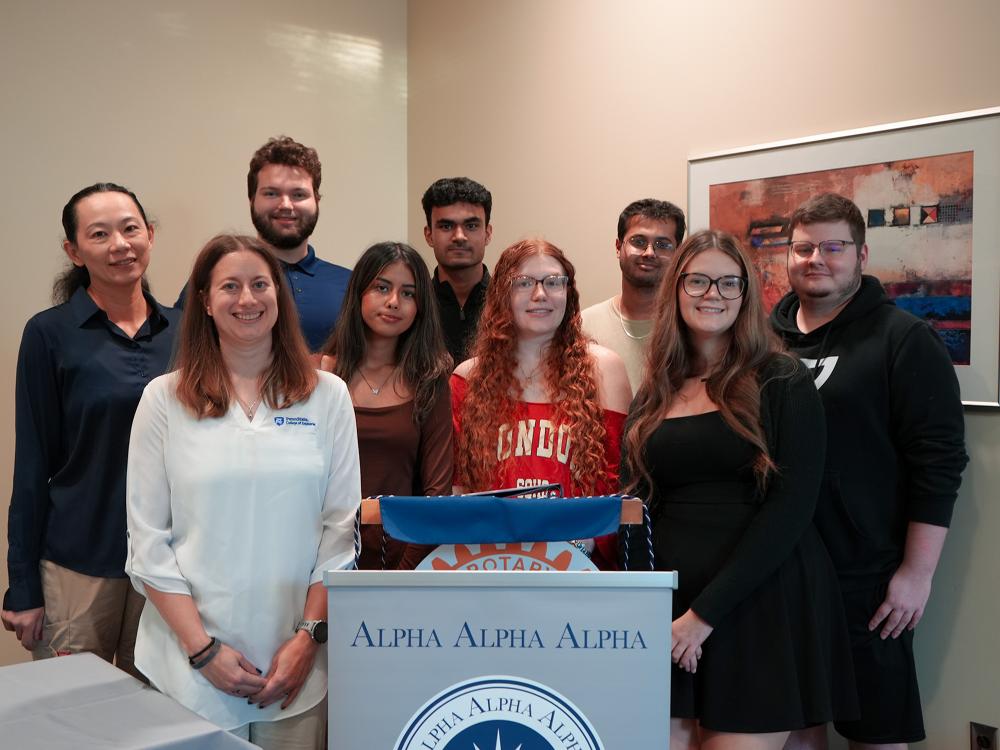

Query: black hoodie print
[{"left": 770, "top": 275, "right": 968, "bottom": 587}]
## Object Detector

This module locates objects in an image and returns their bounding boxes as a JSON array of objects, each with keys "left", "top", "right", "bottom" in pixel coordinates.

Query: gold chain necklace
[
  {"left": 518, "top": 364, "right": 542, "bottom": 384},
  {"left": 612, "top": 297, "right": 650, "bottom": 341}
]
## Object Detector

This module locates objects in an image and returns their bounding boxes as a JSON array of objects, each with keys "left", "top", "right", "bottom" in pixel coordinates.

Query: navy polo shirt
[
  {"left": 283, "top": 246, "right": 352, "bottom": 351},
  {"left": 4, "top": 288, "right": 179, "bottom": 611},
  {"left": 174, "top": 245, "right": 351, "bottom": 352}
]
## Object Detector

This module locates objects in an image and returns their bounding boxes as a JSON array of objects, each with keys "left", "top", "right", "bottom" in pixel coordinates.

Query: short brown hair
[
  {"left": 174, "top": 234, "right": 317, "bottom": 418},
  {"left": 788, "top": 193, "right": 865, "bottom": 248},
  {"left": 247, "top": 136, "right": 322, "bottom": 200}
]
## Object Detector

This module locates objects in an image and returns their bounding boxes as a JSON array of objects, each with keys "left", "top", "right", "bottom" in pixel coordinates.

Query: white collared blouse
[{"left": 125, "top": 370, "right": 360, "bottom": 730}]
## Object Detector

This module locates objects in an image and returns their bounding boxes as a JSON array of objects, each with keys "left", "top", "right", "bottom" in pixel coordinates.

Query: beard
[
  {"left": 794, "top": 258, "right": 864, "bottom": 302},
  {"left": 620, "top": 258, "right": 662, "bottom": 289},
  {"left": 252, "top": 206, "right": 319, "bottom": 250}
]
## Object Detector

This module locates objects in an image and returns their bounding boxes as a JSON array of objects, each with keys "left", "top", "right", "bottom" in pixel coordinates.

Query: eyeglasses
[
  {"left": 679, "top": 272, "right": 747, "bottom": 300},
  {"left": 511, "top": 274, "right": 570, "bottom": 293},
  {"left": 625, "top": 234, "right": 675, "bottom": 255},
  {"left": 788, "top": 240, "right": 856, "bottom": 259}
]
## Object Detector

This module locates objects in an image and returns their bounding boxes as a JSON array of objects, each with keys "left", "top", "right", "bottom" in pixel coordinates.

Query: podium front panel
[{"left": 325, "top": 570, "right": 675, "bottom": 749}]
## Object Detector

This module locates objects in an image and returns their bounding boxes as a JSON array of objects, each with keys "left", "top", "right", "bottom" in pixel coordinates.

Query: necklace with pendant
[
  {"left": 518, "top": 361, "right": 542, "bottom": 384},
  {"left": 236, "top": 393, "right": 262, "bottom": 420},
  {"left": 613, "top": 297, "right": 650, "bottom": 341},
  {"left": 358, "top": 365, "right": 397, "bottom": 396}
]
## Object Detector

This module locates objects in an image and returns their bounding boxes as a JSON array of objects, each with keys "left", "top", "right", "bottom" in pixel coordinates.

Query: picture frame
[{"left": 688, "top": 106, "right": 1000, "bottom": 407}]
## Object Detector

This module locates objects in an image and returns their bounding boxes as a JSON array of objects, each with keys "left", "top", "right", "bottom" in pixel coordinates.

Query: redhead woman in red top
[{"left": 451, "top": 238, "right": 631, "bottom": 568}]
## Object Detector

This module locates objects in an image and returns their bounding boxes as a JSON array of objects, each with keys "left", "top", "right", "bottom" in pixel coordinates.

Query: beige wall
[
  {"left": 407, "top": 0, "right": 1000, "bottom": 746},
  {"left": 2, "top": 0, "right": 998, "bottom": 744},
  {"left": 0, "top": 0, "right": 407, "bottom": 665}
]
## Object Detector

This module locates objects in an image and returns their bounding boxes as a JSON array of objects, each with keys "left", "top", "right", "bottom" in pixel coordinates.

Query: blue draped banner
[{"left": 378, "top": 495, "right": 624, "bottom": 545}]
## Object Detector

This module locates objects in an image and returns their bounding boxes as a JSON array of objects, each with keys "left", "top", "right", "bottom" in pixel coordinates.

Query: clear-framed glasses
[
  {"left": 511, "top": 274, "right": 570, "bottom": 293},
  {"left": 788, "top": 240, "right": 855, "bottom": 259},
  {"left": 680, "top": 272, "right": 747, "bottom": 300},
  {"left": 626, "top": 234, "right": 675, "bottom": 255}
]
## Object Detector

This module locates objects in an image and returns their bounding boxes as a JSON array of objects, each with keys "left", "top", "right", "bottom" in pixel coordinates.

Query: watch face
[{"left": 313, "top": 621, "right": 328, "bottom": 644}]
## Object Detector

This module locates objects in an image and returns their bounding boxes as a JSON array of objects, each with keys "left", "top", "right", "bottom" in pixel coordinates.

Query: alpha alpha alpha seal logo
[{"left": 395, "top": 675, "right": 604, "bottom": 750}]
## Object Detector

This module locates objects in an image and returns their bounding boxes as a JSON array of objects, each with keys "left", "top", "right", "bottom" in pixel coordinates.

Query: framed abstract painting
[{"left": 688, "top": 107, "right": 1000, "bottom": 407}]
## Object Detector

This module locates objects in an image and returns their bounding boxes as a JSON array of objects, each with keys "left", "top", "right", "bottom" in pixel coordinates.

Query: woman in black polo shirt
[{"left": 1, "top": 183, "right": 178, "bottom": 677}]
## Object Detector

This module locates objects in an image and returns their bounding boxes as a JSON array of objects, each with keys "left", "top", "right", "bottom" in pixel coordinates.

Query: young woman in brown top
[{"left": 320, "top": 242, "right": 453, "bottom": 569}]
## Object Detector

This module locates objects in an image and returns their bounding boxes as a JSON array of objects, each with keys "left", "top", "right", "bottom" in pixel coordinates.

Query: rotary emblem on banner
[
  {"left": 394, "top": 676, "right": 604, "bottom": 750},
  {"left": 418, "top": 542, "right": 595, "bottom": 572}
]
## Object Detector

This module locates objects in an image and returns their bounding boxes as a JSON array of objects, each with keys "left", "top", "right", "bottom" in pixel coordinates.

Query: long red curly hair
[{"left": 456, "top": 238, "right": 609, "bottom": 494}]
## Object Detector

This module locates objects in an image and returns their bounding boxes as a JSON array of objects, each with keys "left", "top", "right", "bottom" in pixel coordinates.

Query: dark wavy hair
[
  {"left": 322, "top": 242, "right": 452, "bottom": 424},
  {"left": 54, "top": 182, "right": 150, "bottom": 304},
  {"left": 623, "top": 229, "right": 792, "bottom": 500},
  {"left": 616, "top": 198, "right": 687, "bottom": 245},
  {"left": 421, "top": 177, "right": 492, "bottom": 225},
  {"left": 456, "top": 238, "right": 608, "bottom": 494},
  {"left": 174, "top": 234, "right": 317, "bottom": 418},
  {"left": 247, "top": 136, "right": 322, "bottom": 200}
]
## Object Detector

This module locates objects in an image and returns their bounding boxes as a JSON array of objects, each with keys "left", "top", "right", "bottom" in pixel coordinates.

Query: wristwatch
[{"left": 295, "top": 619, "right": 328, "bottom": 644}]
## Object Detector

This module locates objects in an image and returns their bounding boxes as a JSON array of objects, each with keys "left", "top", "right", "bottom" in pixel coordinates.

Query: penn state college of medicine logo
[
  {"left": 418, "top": 542, "right": 595, "bottom": 572},
  {"left": 395, "top": 675, "right": 604, "bottom": 750}
]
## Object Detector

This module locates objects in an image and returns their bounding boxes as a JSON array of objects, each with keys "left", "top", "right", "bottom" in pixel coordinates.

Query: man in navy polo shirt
[{"left": 177, "top": 136, "right": 351, "bottom": 351}]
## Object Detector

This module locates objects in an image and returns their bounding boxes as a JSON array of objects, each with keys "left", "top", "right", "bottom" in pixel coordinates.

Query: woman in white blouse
[{"left": 126, "top": 234, "right": 360, "bottom": 749}]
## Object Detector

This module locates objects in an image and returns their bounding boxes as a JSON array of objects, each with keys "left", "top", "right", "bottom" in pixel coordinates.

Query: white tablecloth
[{"left": 0, "top": 652, "right": 257, "bottom": 749}]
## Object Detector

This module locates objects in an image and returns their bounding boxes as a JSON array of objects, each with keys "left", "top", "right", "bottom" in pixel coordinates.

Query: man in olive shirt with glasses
[{"left": 582, "top": 199, "right": 686, "bottom": 393}]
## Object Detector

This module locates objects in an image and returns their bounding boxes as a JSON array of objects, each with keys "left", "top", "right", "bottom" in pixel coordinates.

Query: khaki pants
[
  {"left": 231, "top": 697, "right": 327, "bottom": 750},
  {"left": 32, "top": 560, "right": 146, "bottom": 681}
]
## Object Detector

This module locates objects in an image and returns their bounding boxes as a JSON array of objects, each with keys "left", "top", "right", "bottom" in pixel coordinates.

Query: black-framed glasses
[
  {"left": 789, "top": 240, "right": 855, "bottom": 258},
  {"left": 625, "top": 234, "right": 675, "bottom": 255},
  {"left": 680, "top": 272, "right": 747, "bottom": 299},
  {"left": 511, "top": 274, "right": 570, "bottom": 293}
]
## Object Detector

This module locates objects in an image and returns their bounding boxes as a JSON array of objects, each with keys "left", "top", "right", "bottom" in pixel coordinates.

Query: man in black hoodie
[{"left": 770, "top": 193, "right": 967, "bottom": 750}]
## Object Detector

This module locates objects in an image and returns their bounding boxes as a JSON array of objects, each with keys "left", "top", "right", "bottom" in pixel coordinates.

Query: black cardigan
[{"left": 621, "top": 355, "right": 827, "bottom": 627}]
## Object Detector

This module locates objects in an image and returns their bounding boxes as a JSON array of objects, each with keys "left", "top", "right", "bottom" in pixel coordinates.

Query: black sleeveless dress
[{"left": 646, "top": 368, "right": 858, "bottom": 733}]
